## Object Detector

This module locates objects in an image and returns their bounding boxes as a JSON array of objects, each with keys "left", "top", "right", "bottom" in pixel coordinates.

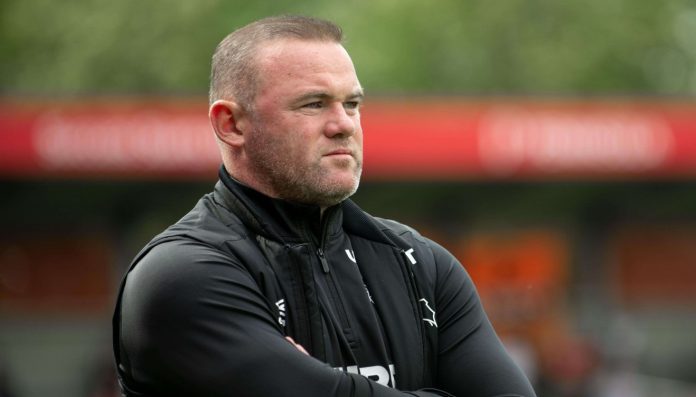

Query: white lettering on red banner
[
  {"left": 32, "top": 110, "right": 220, "bottom": 173},
  {"left": 478, "top": 107, "right": 674, "bottom": 176}
]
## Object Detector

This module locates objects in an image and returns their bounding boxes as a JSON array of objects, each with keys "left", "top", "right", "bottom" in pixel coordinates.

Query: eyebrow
[{"left": 294, "top": 89, "right": 365, "bottom": 103}]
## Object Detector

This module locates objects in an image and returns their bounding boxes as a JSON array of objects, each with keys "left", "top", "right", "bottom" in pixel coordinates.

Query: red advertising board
[{"left": 2, "top": 98, "right": 696, "bottom": 180}]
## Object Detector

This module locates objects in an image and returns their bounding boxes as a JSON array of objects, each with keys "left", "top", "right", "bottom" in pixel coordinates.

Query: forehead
[{"left": 253, "top": 39, "right": 360, "bottom": 98}]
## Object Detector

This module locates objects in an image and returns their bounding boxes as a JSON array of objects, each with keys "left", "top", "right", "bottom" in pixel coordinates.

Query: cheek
[
  {"left": 257, "top": 116, "right": 323, "bottom": 161},
  {"left": 354, "top": 127, "right": 364, "bottom": 146},
  {"left": 280, "top": 132, "right": 316, "bottom": 163}
]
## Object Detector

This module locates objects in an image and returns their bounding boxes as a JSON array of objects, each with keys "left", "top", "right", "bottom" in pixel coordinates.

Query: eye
[
  {"left": 344, "top": 101, "right": 360, "bottom": 110},
  {"left": 303, "top": 101, "right": 323, "bottom": 109}
]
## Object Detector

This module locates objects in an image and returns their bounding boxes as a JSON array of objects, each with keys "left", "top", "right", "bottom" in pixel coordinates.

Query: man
[{"left": 113, "top": 15, "right": 536, "bottom": 397}]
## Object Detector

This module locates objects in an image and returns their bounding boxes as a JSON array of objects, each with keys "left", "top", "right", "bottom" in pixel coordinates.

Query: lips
[{"left": 325, "top": 148, "right": 353, "bottom": 156}]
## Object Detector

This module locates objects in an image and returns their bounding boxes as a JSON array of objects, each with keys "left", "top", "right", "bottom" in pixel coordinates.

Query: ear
[{"left": 209, "top": 100, "right": 250, "bottom": 148}]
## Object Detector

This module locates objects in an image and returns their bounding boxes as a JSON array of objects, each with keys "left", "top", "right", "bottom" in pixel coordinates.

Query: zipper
[
  {"left": 399, "top": 248, "right": 431, "bottom": 386},
  {"left": 317, "top": 247, "right": 330, "bottom": 273},
  {"left": 316, "top": 246, "right": 354, "bottom": 346},
  {"left": 316, "top": 207, "right": 333, "bottom": 273},
  {"left": 312, "top": 208, "right": 355, "bottom": 352}
]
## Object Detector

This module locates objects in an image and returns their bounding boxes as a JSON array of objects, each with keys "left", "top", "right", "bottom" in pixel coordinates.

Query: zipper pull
[{"left": 317, "top": 248, "right": 330, "bottom": 273}]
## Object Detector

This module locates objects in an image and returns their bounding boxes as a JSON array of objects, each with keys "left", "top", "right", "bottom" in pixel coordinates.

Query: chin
[
  {"left": 312, "top": 180, "right": 360, "bottom": 207},
  {"left": 332, "top": 180, "right": 360, "bottom": 201}
]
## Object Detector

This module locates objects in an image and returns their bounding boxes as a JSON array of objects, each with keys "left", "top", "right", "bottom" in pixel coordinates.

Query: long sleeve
[
  {"left": 117, "top": 240, "right": 450, "bottom": 397},
  {"left": 427, "top": 239, "right": 537, "bottom": 397}
]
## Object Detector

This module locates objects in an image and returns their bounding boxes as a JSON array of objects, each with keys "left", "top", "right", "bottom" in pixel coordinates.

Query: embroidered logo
[
  {"left": 345, "top": 249, "right": 357, "bottom": 263},
  {"left": 342, "top": 364, "right": 396, "bottom": 388},
  {"left": 275, "top": 298, "right": 286, "bottom": 327},
  {"left": 419, "top": 298, "right": 437, "bottom": 327},
  {"left": 404, "top": 248, "right": 417, "bottom": 265}
]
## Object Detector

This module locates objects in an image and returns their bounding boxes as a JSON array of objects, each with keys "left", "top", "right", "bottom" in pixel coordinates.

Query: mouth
[{"left": 325, "top": 148, "right": 353, "bottom": 157}]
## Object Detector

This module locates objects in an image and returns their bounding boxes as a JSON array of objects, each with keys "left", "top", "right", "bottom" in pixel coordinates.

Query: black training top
[{"left": 113, "top": 167, "right": 536, "bottom": 397}]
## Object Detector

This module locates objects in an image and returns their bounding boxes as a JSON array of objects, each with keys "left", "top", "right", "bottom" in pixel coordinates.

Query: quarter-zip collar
[{"left": 217, "top": 166, "right": 342, "bottom": 247}]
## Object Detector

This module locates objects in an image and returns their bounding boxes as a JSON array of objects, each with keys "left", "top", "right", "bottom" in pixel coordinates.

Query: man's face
[{"left": 243, "top": 39, "right": 364, "bottom": 207}]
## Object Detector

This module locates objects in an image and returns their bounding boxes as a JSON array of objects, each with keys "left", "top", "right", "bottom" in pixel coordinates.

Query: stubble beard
[{"left": 245, "top": 130, "right": 362, "bottom": 207}]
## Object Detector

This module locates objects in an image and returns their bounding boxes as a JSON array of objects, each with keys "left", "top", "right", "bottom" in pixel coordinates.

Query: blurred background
[{"left": 1, "top": 1, "right": 696, "bottom": 396}]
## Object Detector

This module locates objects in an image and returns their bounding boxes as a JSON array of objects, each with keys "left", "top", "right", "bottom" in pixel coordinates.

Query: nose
[{"left": 324, "top": 103, "right": 357, "bottom": 138}]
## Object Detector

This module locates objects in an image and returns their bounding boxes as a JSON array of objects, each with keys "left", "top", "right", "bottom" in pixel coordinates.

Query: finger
[{"left": 285, "top": 336, "right": 309, "bottom": 355}]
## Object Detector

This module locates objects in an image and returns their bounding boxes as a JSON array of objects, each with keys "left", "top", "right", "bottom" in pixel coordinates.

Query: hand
[{"left": 285, "top": 336, "right": 309, "bottom": 355}]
